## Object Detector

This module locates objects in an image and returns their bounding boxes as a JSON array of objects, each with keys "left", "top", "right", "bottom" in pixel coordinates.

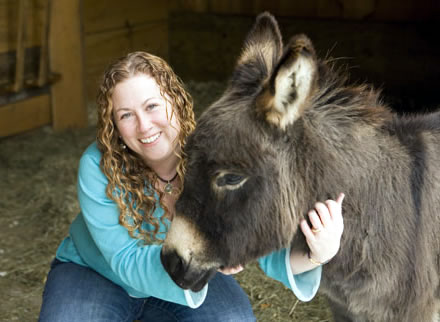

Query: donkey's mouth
[
  {"left": 160, "top": 247, "right": 218, "bottom": 292},
  {"left": 184, "top": 268, "right": 217, "bottom": 292}
]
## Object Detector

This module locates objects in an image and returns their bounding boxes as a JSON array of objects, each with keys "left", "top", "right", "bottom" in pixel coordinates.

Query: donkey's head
[{"left": 161, "top": 12, "right": 332, "bottom": 291}]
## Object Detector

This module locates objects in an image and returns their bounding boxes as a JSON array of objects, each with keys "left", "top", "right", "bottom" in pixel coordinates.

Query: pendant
[{"left": 164, "top": 182, "right": 173, "bottom": 194}]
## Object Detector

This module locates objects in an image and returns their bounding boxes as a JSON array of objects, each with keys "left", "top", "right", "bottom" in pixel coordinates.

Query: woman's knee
[{"left": 39, "top": 260, "right": 138, "bottom": 321}]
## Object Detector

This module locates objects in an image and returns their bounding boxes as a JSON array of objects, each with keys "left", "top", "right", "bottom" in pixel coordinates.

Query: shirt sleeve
[
  {"left": 75, "top": 146, "right": 207, "bottom": 308},
  {"left": 257, "top": 246, "right": 321, "bottom": 302}
]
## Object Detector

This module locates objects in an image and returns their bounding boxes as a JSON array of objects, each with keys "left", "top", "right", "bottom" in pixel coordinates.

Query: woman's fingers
[
  {"left": 308, "top": 209, "right": 324, "bottom": 231},
  {"left": 314, "top": 202, "right": 332, "bottom": 227},
  {"left": 219, "top": 265, "right": 244, "bottom": 275},
  {"left": 326, "top": 193, "right": 345, "bottom": 225},
  {"left": 300, "top": 219, "right": 315, "bottom": 241},
  {"left": 336, "top": 192, "right": 345, "bottom": 205},
  {"left": 303, "top": 193, "right": 345, "bottom": 238}
]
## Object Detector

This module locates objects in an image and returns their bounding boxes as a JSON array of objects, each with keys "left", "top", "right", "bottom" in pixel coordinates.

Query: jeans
[{"left": 39, "top": 259, "right": 255, "bottom": 322}]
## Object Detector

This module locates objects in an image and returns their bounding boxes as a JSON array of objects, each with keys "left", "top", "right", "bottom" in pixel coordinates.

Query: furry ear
[
  {"left": 238, "top": 12, "right": 282, "bottom": 72},
  {"left": 256, "top": 34, "right": 318, "bottom": 130},
  {"left": 229, "top": 12, "right": 283, "bottom": 89}
]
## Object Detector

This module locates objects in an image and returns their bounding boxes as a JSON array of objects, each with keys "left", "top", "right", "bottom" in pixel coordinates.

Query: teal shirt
[{"left": 56, "top": 142, "right": 321, "bottom": 308}]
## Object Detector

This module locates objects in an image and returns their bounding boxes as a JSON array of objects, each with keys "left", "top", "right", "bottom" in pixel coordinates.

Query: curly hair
[{"left": 96, "top": 52, "right": 196, "bottom": 244}]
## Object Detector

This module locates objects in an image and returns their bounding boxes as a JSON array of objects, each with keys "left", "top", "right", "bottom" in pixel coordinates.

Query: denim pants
[{"left": 38, "top": 259, "right": 255, "bottom": 322}]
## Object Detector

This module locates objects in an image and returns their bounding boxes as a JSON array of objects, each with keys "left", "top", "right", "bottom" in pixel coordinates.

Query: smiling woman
[
  {"left": 112, "top": 74, "right": 181, "bottom": 176},
  {"left": 37, "top": 51, "right": 256, "bottom": 322}
]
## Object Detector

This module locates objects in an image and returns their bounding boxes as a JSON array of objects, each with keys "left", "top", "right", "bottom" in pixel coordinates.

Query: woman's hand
[
  {"left": 290, "top": 193, "right": 344, "bottom": 274},
  {"left": 221, "top": 194, "right": 344, "bottom": 277},
  {"left": 300, "top": 193, "right": 345, "bottom": 265}
]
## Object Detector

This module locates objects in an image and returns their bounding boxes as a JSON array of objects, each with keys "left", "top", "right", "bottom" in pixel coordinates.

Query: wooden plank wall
[
  {"left": 0, "top": 0, "right": 173, "bottom": 137},
  {"left": 3, "top": 0, "right": 434, "bottom": 99},
  {"left": 0, "top": 0, "right": 89, "bottom": 137},
  {"left": 0, "top": 0, "right": 172, "bottom": 100},
  {"left": 82, "top": 1, "right": 171, "bottom": 101},
  {"left": 1, "top": 0, "right": 438, "bottom": 98}
]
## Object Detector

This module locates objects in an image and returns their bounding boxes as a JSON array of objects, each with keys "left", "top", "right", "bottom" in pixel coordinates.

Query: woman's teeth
[{"left": 140, "top": 133, "right": 160, "bottom": 144}]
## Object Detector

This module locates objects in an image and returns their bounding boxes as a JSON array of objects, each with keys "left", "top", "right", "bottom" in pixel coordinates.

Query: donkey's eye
[{"left": 217, "top": 174, "right": 245, "bottom": 187}]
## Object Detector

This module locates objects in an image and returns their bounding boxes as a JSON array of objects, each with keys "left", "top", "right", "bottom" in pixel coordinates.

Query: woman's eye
[
  {"left": 217, "top": 174, "right": 244, "bottom": 186},
  {"left": 120, "top": 112, "right": 132, "bottom": 120},
  {"left": 147, "top": 103, "right": 158, "bottom": 110}
]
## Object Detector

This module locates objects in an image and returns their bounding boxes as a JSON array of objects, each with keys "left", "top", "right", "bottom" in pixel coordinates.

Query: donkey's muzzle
[{"left": 160, "top": 247, "right": 217, "bottom": 292}]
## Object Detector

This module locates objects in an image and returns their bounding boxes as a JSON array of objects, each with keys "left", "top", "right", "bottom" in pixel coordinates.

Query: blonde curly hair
[{"left": 96, "top": 51, "right": 196, "bottom": 244}]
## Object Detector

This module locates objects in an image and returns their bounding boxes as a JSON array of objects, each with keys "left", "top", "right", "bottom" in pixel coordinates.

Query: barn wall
[
  {"left": 0, "top": 0, "right": 46, "bottom": 87},
  {"left": 0, "top": 0, "right": 89, "bottom": 136},
  {"left": 82, "top": 0, "right": 173, "bottom": 100},
  {"left": 1, "top": 0, "right": 439, "bottom": 136},
  {"left": 0, "top": 0, "right": 173, "bottom": 104},
  {"left": 2, "top": 0, "right": 437, "bottom": 103},
  {"left": 169, "top": 0, "right": 440, "bottom": 112}
]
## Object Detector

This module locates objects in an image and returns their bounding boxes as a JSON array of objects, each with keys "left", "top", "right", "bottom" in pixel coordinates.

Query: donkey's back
[{"left": 316, "top": 109, "right": 440, "bottom": 322}]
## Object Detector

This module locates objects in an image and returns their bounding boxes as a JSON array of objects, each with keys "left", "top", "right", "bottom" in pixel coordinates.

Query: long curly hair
[{"left": 96, "top": 51, "right": 196, "bottom": 244}]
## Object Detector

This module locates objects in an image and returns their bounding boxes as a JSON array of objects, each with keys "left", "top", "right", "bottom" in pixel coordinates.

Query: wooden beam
[
  {"left": 11, "top": 0, "right": 27, "bottom": 92},
  {"left": 36, "top": 0, "right": 50, "bottom": 87},
  {"left": 49, "top": 0, "right": 87, "bottom": 131},
  {"left": 0, "top": 94, "right": 51, "bottom": 137}
]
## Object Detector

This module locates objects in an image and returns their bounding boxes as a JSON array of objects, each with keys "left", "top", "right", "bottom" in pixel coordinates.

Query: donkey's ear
[
  {"left": 230, "top": 12, "right": 283, "bottom": 88},
  {"left": 256, "top": 34, "right": 318, "bottom": 130},
  {"left": 239, "top": 12, "right": 282, "bottom": 72}
]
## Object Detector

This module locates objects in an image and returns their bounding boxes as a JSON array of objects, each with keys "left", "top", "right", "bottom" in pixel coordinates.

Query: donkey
[{"left": 160, "top": 12, "right": 440, "bottom": 322}]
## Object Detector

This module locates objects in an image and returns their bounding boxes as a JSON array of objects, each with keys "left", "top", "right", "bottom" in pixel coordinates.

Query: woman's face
[{"left": 112, "top": 74, "right": 180, "bottom": 168}]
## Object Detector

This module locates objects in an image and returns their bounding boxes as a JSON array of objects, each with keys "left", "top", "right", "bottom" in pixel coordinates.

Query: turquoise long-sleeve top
[{"left": 56, "top": 142, "right": 321, "bottom": 308}]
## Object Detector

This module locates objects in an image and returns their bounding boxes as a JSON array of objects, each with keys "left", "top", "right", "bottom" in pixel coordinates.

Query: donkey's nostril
[
  {"left": 170, "top": 251, "right": 184, "bottom": 274},
  {"left": 161, "top": 249, "right": 186, "bottom": 276}
]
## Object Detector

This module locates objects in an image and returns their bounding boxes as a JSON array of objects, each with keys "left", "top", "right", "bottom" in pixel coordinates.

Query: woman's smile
[{"left": 140, "top": 132, "right": 161, "bottom": 144}]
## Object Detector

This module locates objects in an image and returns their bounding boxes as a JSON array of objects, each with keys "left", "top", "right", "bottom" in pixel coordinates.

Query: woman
[{"left": 39, "top": 51, "right": 344, "bottom": 321}]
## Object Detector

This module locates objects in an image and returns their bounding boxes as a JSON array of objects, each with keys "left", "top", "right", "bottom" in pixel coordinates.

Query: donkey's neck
[{"left": 286, "top": 105, "right": 397, "bottom": 235}]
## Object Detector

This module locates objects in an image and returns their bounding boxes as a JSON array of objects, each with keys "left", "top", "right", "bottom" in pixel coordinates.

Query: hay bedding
[{"left": 0, "top": 81, "right": 333, "bottom": 321}]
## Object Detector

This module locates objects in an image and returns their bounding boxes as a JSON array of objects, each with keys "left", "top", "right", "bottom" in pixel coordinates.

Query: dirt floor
[{"left": 0, "top": 81, "right": 334, "bottom": 321}]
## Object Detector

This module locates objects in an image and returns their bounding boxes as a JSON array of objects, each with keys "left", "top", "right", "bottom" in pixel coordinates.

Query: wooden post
[
  {"left": 37, "top": 0, "right": 50, "bottom": 87},
  {"left": 12, "top": 0, "right": 27, "bottom": 93},
  {"left": 49, "top": 0, "right": 87, "bottom": 131}
]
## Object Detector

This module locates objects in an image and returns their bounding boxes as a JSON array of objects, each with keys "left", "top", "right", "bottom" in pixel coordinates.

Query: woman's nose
[{"left": 137, "top": 113, "right": 152, "bottom": 132}]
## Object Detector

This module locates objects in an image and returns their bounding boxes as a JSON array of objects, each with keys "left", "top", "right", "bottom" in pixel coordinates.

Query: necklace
[{"left": 156, "top": 172, "right": 178, "bottom": 194}]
